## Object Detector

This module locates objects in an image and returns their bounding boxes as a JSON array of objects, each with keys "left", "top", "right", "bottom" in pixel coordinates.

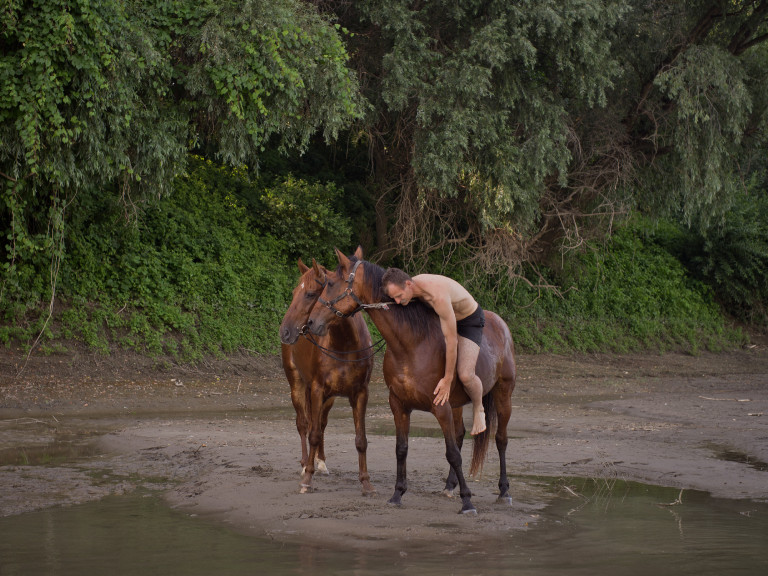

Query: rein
[
  {"left": 297, "top": 260, "right": 388, "bottom": 361},
  {"left": 299, "top": 330, "right": 386, "bottom": 362}
]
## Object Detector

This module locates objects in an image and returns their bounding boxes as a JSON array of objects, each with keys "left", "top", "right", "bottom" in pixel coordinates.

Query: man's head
[{"left": 381, "top": 267, "right": 413, "bottom": 305}]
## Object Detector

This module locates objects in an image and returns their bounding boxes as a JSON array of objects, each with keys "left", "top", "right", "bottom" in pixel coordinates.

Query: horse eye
[{"left": 305, "top": 292, "right": 317, "bottom": 299}]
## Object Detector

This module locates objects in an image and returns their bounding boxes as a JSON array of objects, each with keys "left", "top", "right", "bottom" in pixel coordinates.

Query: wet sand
[{"left": 2, "top": 349, "right": 767, "bottom": 552}]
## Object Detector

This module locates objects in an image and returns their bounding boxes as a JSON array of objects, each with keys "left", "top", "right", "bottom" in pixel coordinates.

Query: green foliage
[
  {"left": 2, "top": 0, "right": 765, "bottom": 359},
  {"left": 152, "top": 0, "right": 363, "bottom": 160},
  {"left": 52, "top": 157, "right": 295, "bottom": 357},
  {"left": 641, "top": 44, "right": 751, "bottom": 229},
  {"left": 236, "top": 174, "right": 352, "bottom": 265},
  {"left": 653, "top": 195, "right": 768, "bottom": 328},
  {"left": 1, "top": 0, "right": 361, "bottom": 326},
  {"left": 313, "top": 0, "right": 768, "bottom": 272},
  {"left": 1, "top": 151, "right": 361, "bottom": 357},
  {"left": 454, "top": 220, "right": 743, "bottom": 354},
  {"left": 2, "top": 157, "right": 319, "bottom": 357},
  {"left": 356, "top": 0, "right": 628, "bottom": 232},
  {"left": 255, "top": 143, "right": 376, "bottom": 252}
]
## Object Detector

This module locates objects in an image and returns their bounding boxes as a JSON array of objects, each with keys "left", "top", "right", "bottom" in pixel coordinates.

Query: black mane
[{"left": 341, "top": 256, "right": 439, "bottom": 342}]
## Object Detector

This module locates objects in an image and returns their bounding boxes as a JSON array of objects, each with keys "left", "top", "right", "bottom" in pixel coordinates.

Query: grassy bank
[{"left": 1, "top": 159, "right": 758, "bottom": 360}]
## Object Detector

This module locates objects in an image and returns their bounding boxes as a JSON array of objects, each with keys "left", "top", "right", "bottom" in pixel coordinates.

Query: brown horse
[
  {"left": 279, "top": 249, "right": 376, "bottom": 495},
  {"left": 307, "top": 249, "right": 517, "bottom": 514}
]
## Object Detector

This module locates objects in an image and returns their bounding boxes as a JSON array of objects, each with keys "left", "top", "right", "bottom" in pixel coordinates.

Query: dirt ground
[{"left": 1, "top": 342, "right": 768, "bottom": 553}]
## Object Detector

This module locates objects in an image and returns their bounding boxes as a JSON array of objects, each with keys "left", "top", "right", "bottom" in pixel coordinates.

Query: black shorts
[{"left": 456, "top": 306, "right": 485, "bottom": 347}]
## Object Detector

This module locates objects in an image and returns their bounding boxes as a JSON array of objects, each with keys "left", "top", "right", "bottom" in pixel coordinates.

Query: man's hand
[{"left": 433, "top": 377, "right": 452, "bottom": 406}]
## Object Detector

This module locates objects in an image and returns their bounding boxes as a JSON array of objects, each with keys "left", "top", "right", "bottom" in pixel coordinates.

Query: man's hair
[{"left": 381, "top": 267, "right": 411, "bottom": 288}]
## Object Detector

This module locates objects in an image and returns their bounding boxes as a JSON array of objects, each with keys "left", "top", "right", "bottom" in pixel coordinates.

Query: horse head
[
  {"left": 279, "top": 257, "right": 330, "bottom": 345},
  {"left": 308, "top": 246, "right": 369, "bottom": 336}
]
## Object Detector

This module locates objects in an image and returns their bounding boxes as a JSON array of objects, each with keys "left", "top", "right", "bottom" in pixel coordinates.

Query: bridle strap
[
  {"left": 317, "top": 260, "right": 391, "bottom": 318},
  {"left": 299, "top": 331, "right": 386, "bottom": 362},
  {"left": 318, "top": 260, "right": 364, "bottom": 318}
]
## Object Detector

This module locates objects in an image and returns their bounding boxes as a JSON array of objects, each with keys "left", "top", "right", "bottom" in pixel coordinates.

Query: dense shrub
[
  {"left": 653, "top": 194, "right": 768, "bottom": 329},
  {"left": 0, "top": 156, "right": 752, "bottom": 356},
  {"left": 1, "top": 157, "right": 354, "bottom": 358},
  {"left": 453, "top": 220, "right": 744, "bottom": 353}
]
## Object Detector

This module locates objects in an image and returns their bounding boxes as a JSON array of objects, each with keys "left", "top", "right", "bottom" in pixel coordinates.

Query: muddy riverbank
[{"left": 2, "top": 346, "right": 767, "bottom": 552}]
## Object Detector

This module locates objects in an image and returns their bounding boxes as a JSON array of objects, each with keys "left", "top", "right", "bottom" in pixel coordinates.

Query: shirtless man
[{"left": 381, "top": 268, "right": 486, "bottom": 435}]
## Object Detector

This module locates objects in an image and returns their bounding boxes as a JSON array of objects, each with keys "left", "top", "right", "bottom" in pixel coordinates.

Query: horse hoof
[
  {"left": 497, "top": 495, "right": 513, "bottom": 505},
  {"left": 387, "top": 498, "right": 402, "bottom": 507},
  {"left": 442, "top": 488, "right": 455, "bottom": 499},
  {"left": 361, "top": 483, "right": 377, "bottom": 497},
  {"left": 299, "top": 483, "right": 313, "bottom": 494},
  {"left": 315, "top": 459, "right": 329, "bottom": 475},
  {"left": 459, "top": 507, "right": 478, "bottom": 516}
]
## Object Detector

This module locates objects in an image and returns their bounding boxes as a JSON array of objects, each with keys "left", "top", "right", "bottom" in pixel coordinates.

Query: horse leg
[
  {"left": 287, "top": 373, "right": 310, "bottom": 473},
  {"left": 350, "top": 388, "right": 376, "bottom": 496},
  {"left": 443, "top": 405, "right": 465, "bottom": 497},
  {"left": 315, "top": 397, "right": 335, "bottom": 475},
  {"left": 435, "top": 406, "right": 476, "bottom": 515},
  {"left": 300, "top": 384, "right": 326, "bottom": 493},
  {"left": 494, "top": 378, "right": 515, "bottom": 504},
  {"left": 387, "top": 393, "right": 410, "bottom": 506}
]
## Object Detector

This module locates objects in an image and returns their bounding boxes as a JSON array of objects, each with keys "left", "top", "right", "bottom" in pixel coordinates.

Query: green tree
[
  {"left": 0, "top": 0, "right": 361, "bottom": 313},
  {"left": 317, "top": 0, "right": 768, "bottom": 277}
]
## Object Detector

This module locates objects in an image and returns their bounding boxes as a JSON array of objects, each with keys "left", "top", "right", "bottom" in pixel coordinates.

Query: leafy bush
[
  {"left": 1, "top": 156, "right": 356, "bottom": 358},
  {"left": 653, "top": 194, "right": 768, "bottom": 328},
  {"left": 240, "top": 175, "right": 353, "bottom": 264},
  {"left": 449, "top": 220, "right": 743, "bottom": 354},
  {"left": 53, "top": 158, "right": 292, "bottom": 357}
]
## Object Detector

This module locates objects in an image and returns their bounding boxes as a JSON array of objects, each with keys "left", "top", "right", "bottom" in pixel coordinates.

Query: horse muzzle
[
  {"left": 307, "top": 319, "right": 327, "bottom": 337},
  {"left": 279, "top": 325, "right": 300, "bottom": 345}
]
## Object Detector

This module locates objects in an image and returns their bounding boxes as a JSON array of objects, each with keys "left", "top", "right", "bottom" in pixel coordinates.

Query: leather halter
[
  {"left": 317, "top": 260, "right": 389, "bottom": 318},
  {"left": 318, "top": 260, "right": 366, "bottom": 318}
]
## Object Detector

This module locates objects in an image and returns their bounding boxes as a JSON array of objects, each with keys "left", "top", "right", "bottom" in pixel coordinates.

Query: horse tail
[{"left": 469, "top": 392, "right": 497, "bottom": 477}]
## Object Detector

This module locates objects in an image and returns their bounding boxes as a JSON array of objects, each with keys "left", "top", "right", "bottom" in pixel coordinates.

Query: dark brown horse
[
  {"left": 279, "top": 249, "right": 376, "bottom": 495},
  {"left": 307, "top": 249, "right": 517, "bottom": 514}
]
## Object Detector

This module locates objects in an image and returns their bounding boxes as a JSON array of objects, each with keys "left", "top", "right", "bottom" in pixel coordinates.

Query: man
[{"left": 381, "top": 268, "right": 486, "bottom": 435}]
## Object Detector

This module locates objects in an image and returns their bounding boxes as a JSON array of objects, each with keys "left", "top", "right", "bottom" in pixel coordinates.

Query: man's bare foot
[{"left": 471, "top": 409, "right": 486, "bottom": 436}]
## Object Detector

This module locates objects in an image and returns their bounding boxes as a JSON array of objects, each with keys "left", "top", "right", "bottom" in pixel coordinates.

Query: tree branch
[{"left": 626, "top": 3, "right": 723, "bottom": 133}]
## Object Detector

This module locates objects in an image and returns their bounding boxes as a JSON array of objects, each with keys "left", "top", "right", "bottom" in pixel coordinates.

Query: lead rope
[{"left": 299, "top": 330, "right": 387, "bottom": 362}]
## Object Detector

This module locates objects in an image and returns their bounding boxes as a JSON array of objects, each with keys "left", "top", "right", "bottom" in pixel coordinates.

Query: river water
[{"left": 1, "top": 478, "right": 766, "bottom": 575}]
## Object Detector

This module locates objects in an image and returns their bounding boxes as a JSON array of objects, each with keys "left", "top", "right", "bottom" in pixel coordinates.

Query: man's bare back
[
  {"left": 409, "top": 274, "right": 478, "bottom": 320},
  {"left": 381, "top": 269, "right": 487, "bottom": 435}
]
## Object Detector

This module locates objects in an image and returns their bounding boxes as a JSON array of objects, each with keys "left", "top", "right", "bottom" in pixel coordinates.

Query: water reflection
[{"left": 0, "top": 482, "right": 766, "bottom": 576}]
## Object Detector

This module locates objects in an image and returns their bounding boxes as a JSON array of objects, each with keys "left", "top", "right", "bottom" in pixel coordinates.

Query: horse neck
[
  {"left": 326, "top": 315, "right": 366, "bottom": 348},
  {"left": 364, "top": 308, "right": 410, "bottom": 353},
  {"left": 349, "top": 271, "right": 406, "bottom": 352}
]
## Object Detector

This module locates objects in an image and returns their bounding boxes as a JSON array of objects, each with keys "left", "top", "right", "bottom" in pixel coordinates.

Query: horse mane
[{"left": 341, "top": 256, "right": 440, "bottom": 343}]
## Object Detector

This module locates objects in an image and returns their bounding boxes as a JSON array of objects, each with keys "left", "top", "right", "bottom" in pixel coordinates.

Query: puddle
[
  {"left": 716, "top": 448, "right": 768, "bottom": 472},
  {"left": 532, "top": 478, "right": 768, "bottom": 576},
  {"left": 0, "top": 441, "right": 101, "bottom": 466},
  {"left": 2, "top": 412, "right": 767, "bottom": 574},
  {"left": 1, "top": 481, "right": 765, "bottom": 575}
]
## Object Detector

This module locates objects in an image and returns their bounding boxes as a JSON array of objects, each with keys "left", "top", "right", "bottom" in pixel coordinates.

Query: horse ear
[
  {"left": 298, "top": 258, "right": 310, "bottom": 274},
  {"left": 311, "top": 258, "right": 324, "bottom": 276},
  {"left": 353, "top": 245, "right": 364, "bottom": 260},
  {"left": 335, "top": 247, "right": 351, "bottom": 270}
]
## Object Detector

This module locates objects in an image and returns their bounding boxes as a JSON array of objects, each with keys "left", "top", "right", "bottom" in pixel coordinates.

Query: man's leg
[{"left": 457, "top": 337, "right": 485, "bottom": 435}]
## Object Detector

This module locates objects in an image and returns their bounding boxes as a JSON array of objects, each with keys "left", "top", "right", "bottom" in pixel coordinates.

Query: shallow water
[{"left": 1, "top": 480, "right": 766, "bottom": 576}]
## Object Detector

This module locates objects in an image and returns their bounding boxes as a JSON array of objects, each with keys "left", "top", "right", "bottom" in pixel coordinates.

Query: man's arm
[{"left": 431, "top": 296, "right": 458, "bottom": 405}]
